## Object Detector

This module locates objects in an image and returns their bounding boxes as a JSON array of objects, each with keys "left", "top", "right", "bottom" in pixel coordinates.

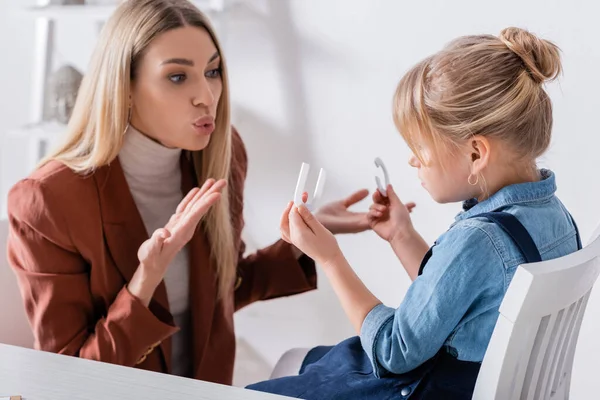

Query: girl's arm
[
  {"left": 283, "top": 204, "right": 503, "bottom": 377},
  {"left": 282, "top": 204, "right": 380, "bottom": 333},
  {"left": 322, "top": 253, "right": 382, "bottom": 334},
  {"left": 389, "top": 228, "right": 430, "bottom": 280},
  {"left": 367, "top": 185, "right": 428, "bottom": 280}
]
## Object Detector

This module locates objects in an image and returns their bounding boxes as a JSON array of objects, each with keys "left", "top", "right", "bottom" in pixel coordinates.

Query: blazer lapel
[{"left": 94, "top": 157, "right": 173, "bottom": 372}]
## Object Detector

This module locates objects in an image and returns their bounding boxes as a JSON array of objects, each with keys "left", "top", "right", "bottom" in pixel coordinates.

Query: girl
[
  {"left": 247, "top": 27, "right": 581, "bottom": 399},
  {"left": 5, "top": 0, "right": 374, "bottom": 385}
]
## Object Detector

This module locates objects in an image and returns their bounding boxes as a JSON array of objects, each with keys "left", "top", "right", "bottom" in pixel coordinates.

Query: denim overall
[{"left": 246, "top": 211, "right": 582, "bottom": 399}]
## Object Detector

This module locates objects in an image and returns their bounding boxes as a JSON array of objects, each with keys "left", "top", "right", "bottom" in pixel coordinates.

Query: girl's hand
[
  {"left": 367, "top": 184, "right": 416, "bottom": 242},
  {"left": 280, "top": 201, "right": 343, "bottom": 267}
]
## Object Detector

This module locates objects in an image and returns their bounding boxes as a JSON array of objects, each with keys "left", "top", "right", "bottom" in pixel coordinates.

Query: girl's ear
[{"left": 470, "top": 135, "right": 491, "bottom": 175}]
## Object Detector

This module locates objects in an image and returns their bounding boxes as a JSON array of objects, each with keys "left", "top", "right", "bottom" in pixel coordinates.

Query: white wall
[
  {"left": 1, "top": 0, "right": 598, "bottom": 397},
  {"left": 0, "top": 0, "right": 35, "bottom": 206}
]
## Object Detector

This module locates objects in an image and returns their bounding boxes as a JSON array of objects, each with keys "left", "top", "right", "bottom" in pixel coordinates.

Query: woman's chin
[{"left": 181, "top": 136, "right": 211, "bottom": 152}]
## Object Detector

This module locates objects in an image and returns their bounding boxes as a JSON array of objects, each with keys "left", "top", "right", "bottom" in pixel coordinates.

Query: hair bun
[{"left": 499, "top": 27, "right": 562, "bottom": 84}]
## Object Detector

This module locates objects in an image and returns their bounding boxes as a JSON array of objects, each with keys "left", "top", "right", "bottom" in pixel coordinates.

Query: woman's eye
[
  {"left": 169, "top": 74, "right": 187, "bottom": 83},
  {"left": 206, "top": 68, "right": 222, "bottom": 79}
]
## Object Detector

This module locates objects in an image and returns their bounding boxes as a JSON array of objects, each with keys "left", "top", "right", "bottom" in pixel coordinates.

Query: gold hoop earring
[
  {"left": 123, "top": 107, "right": 131, "bottom": 135},
  {"left": 468, "top": 173, "right": 479, "bottom": 186}
]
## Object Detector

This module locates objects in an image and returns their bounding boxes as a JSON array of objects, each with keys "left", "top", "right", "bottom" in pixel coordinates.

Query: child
[{"left": 246, "top": 27, "right": 581, "bottom": 399}]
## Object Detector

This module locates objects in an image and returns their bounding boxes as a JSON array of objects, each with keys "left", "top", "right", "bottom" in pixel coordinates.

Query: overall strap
[
  {"left": 418, "top": 247, "right": 434, "bottom": 276},
  {"left": 567, "top": 212, "right": 583, "bottom": 250},
  {"left": 476, "top": 212, "right": 542, "bottom": 263},
  {"left": 418, "top": 211, "right": 541, "bottom": 277}
]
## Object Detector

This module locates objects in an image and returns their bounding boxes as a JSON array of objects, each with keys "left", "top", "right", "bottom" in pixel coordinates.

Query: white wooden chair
[
  {"left": 472, "top": 230, "right": 600, "bottom": 399},
  {"left": 0, "top": 218, "right": 35, "bottom": 348}
]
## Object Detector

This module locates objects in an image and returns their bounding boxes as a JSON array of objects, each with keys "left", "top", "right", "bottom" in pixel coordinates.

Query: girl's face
[{"left": 408, "top": 140, "right": 480, "bottom": 204}]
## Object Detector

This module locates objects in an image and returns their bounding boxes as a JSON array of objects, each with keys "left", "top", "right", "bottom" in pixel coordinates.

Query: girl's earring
[
  {"left": 123, "top": 106, "right": 131, "bottom": 135},
  {"left": 468, "top": 173, "right": 479, "bottom": 186}
]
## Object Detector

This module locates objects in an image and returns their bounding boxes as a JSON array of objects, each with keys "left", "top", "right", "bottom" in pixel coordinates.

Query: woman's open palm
[{"left": 137, "top": 178, "right": 227, "bottom": 276}]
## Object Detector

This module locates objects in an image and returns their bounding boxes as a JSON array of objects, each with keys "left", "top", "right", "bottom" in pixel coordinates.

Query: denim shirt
[{"left": 359, "top": 169, "right": 579, "bottom": 378}]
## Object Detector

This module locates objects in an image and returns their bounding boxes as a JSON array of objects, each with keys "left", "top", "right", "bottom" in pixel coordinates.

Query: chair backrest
[
  {"left": 0, "top": 218, "right": 34, "bottom": 348},
  {"left": 473, "top": 232, "right": 600, "bottom": 399}
]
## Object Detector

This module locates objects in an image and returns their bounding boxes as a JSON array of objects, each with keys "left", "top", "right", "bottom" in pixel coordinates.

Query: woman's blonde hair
[
  {"left": 394, "top": 27, "right": 562, "bottom": 165},
  {"left": 42, "top": 0, "right": 236, "bottom": 298}
]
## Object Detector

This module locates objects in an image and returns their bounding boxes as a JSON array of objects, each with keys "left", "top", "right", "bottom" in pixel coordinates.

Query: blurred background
[{"left": 0, "top": 0, "right": 598, "bottom": 397}]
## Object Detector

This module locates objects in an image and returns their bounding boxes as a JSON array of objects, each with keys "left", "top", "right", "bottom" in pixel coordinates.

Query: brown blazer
[{"left": 5, "top": 128, "right": 317, "bottom": 385}]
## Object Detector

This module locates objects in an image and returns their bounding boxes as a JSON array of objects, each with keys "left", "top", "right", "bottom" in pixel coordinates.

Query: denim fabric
[{"left": 360, "top": 169, "right": 580, "bottom": 377}]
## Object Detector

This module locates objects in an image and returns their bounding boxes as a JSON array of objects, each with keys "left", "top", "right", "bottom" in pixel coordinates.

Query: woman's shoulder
[
  {"left": 8, "top": 160, "right": 100, "bottom": 228},
  {"left": 27, "top": 159, "right": 86, "bottom": 187}
]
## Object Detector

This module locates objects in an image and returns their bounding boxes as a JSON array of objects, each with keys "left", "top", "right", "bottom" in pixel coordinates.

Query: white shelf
[
  {"left": 23, "top": 4, "right": 116, "bottom": 19},
  {"left": 7, "top": 121, "right": 68, "bottom": 139},
  {"left": 5, "top": 121, "right": 68, "bottom": 176},
  {"left": 19, "top": 1, "right": 227, "bottom": 20}
]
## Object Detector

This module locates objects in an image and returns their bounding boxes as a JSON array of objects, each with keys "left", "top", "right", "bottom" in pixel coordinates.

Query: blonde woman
[
  {"left": 6, "top": 0, "right": 376, "bottom": 384},
  {"left": 247, "top": 28, "right": 581, "bottom": 399}
]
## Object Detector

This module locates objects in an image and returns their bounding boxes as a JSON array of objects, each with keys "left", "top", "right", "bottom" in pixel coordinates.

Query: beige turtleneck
[{"left": 119, "top": 125, "right": 192, "bottom": 377}]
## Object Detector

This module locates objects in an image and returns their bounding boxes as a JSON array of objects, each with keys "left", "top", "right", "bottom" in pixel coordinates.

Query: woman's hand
[
  {"left": 367, "top": 185, "right": 416, "bottom": 243},
  {"left": 314, "top": 189, "right": 371, "bottom": 234},
  {"left": 313, "top": 188, "right": 415, "bottom": 236},
  {"left": 280, "top": 201, "right": 343, "bottom": 267},
  {"left": 128, "top": 178, "right": 227, "bottom": 306}
]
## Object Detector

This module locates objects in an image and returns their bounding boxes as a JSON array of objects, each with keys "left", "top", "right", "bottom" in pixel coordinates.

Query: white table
[{"left": 0, "top": 344, "right": 292, "bottom": 400}]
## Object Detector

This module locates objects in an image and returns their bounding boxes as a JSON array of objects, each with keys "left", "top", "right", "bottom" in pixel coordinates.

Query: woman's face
[{"left": 130, "top": 26, "right": 223, "bottom": 151}]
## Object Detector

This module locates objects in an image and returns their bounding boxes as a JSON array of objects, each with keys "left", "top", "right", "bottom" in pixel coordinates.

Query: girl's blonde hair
[
  {"left": 394, "top": 27, "right": 562, "bottom": 165},
  {"left": 41, "top": 0, "right": 236, "bottom": 298}
]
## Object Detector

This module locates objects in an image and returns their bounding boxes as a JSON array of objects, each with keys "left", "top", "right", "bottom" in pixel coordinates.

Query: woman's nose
[{"left": 192, "top": 80, "right": 215, "bottom": 107}]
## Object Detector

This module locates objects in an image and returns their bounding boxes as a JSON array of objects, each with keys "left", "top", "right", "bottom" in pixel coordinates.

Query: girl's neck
[{"left": 477, "top": 164, "right": 539, "bottom": 202}]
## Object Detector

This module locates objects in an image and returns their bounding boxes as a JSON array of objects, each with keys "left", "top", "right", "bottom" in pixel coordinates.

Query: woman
[{"left": 6, "top": 0, "right": 376, "bottom": 385}]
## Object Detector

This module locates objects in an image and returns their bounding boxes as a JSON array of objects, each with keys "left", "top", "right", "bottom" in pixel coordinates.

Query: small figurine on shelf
[{"left": 43, "top": 65, "right": 84, "bottom": 125}]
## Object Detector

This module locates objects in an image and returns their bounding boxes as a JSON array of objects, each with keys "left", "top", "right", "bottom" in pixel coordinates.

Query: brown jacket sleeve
[
  {"left": 234, "top": 240, "right": 317, "bottom": 311},
  {"left": 6, "top": 178, "right": 178, "bottom": 366},
  {"left": 229, "top": 127, "right": 318, "bottom": 311}
]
